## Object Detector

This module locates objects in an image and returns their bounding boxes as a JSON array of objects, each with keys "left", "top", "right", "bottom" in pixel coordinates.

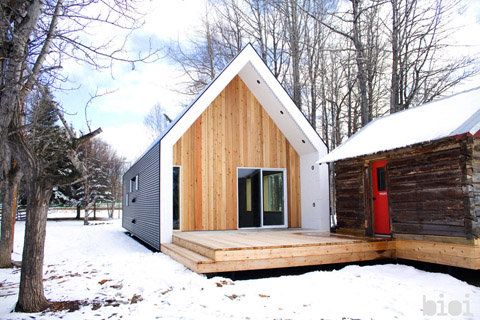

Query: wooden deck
[
  {"left": 162, "top": 230, "right": 480, "bottom": 273},
  {"left": 161, "top": 230, "right": 395, "bottom": 273}
]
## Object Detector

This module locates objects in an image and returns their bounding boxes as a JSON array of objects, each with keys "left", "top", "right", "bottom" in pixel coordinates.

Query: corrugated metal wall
[{"left": 122, "top": 142, "right": 160, "bottom": 249}]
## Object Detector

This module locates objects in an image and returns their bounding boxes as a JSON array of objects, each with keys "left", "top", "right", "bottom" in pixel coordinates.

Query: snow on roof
[{"left": 320, "top": 87, "right": 480, "bottom": 163}]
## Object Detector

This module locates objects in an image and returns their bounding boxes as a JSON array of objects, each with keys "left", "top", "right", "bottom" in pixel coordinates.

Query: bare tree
[
  {"left": 280, "top": 0, "right": 309, "bottom": 108},
  {"left": 105, "top": 151, "right": 125, "bottom": 219},
  {"left": 0, "top": 0, "right": 157, "bottom": 312},
  {"left": 389, "top": 0, "right": 479, "bottom": 113},
  {"left": 0, "top": 159, "right": 22, "bottom": 268},
  {"left": 144, "top": 103, "right": 172, "bottom": 139},
  {"left": 10, "top": 88, "right": 102, "bottom": 312},
  {"left": 167, "top": 0, "right": 479, "bottom": 148}
]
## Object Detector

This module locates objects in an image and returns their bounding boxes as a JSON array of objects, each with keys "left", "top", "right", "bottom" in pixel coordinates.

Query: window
[
  {"left": 377, "top": 167, "right": 386, "bottom": 191},
  {"left": 173, "top": 167, "right": 180, "bottom": 230},
  {"left": 126, "top": 193, "right": 129, "bottom": 206},
  {"left": 263, "top": 172, "right": 284, "bottom": 213},
  {"left": 245, "top": 178, "right": 252, "bottom": 212},
  {"left": 130, "top": 175, "right": 139, "bottom": 192}
]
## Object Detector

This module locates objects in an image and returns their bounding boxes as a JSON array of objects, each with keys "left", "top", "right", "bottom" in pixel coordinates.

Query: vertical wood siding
[{"left": 173, "top": 76, "right": 301, "bottom": 231}]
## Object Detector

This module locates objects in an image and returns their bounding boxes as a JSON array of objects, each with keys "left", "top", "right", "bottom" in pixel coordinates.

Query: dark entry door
[{"left": 372, "top": 160, "right": 390, "bottom": 235}]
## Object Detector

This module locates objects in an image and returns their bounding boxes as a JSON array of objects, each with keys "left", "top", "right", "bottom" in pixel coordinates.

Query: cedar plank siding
[
  {"left": 173, "top": 75, "right": 301, "bottom": 231},
  {"left": 334, "top": 135, "right": 480, "bottom": 239}
]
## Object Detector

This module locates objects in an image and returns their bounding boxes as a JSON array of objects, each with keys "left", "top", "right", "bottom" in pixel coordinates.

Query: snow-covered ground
[{"left": 0, "top": 220, "right": 478, "bottom": 320}]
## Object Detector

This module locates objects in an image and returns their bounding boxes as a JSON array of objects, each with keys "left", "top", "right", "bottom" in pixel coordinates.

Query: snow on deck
[
  {"left": 1, "top": 219, "right": 479, "bottom": 319},
  {"left": 320, "top": 87, "right": 480, "bottom": 163}
]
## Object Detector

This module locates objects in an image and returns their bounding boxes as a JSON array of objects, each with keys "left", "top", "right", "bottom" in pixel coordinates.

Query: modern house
[
  {"left": 122, "top": 44, "right": 330, "bottom": 257},
  {"left": 123, "top": 45, "right": 479, "bottom": 273},
  {"left": 320, "top": 88, "right": 480, "bottom": 269}
]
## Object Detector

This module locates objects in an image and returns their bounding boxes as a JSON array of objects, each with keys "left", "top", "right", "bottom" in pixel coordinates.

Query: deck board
[
  {"left": 160, "top": 230, "right": 479, "bottom": 273},
  {"left": 161, "top": 230, "right": 396, "bottom": 273}
]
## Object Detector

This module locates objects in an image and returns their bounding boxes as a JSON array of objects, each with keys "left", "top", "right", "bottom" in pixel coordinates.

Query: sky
[
  {"left": 56, "top": 0, "right": 480, "bottom": 163},
  {"left": 57, "top": 0, "right": 207, "bottom": 163}
]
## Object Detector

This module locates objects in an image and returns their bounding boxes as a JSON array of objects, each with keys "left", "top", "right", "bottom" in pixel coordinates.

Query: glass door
[
  {"left": 238, "top": 169, "right": 262, "bottom": 228},
  {"left": 238, "top": 168, "right": 286, "bottom": 228},
  {"left": 262, "top": 170, "right": 285, "bottom": 226}
]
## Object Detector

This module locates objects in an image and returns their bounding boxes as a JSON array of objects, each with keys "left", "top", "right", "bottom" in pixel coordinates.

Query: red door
[{"left": 372, "top": 160, "right": 390, "bottom": 235}]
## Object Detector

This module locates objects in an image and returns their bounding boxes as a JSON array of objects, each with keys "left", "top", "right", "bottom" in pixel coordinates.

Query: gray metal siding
[{"left": 122, "top": 142, "right": 160, "bottom": 249}]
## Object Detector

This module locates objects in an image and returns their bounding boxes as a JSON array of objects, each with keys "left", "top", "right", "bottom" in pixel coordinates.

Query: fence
[
  {"left": 0, "top": 203, "right": 122, "bottom": 221},
  {"left": 0, "top": 205, "right": 27, "bottom": 221}
]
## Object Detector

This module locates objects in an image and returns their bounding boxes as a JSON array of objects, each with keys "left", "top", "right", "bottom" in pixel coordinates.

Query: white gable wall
[{"left": 159, "top": 45, "right": 329, "bottom": 244}]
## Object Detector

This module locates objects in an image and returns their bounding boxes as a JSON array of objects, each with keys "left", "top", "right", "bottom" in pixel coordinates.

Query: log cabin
[
  {"left": 320, "top": 88, "right": 480, "bottom": 269},
  {"left": 122, "top": 44, "right": 332, "bottom": 268}
]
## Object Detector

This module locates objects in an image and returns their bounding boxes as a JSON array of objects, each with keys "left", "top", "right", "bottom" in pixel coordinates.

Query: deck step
[
  {"left": 173, "top": 232, "right": 394, "bottom": 262},
  {"left": 161, "top": 243, "right": 214, "bottom": 273},
  {"left": 172, "top": 234, "right": 217, "bottom": 259}
]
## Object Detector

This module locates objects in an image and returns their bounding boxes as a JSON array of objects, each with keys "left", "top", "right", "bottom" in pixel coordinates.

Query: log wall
[
  {"left": 334, "top": 136, "right": 479, "bottom": 239},
  {"left": 388, "top": 138, "right": 468, "bottom": 237},
  {"left": 334, "top": 158, "right": 366, "bottom": 234},
  {"left": 466, "top": 137, "right": 480, "bottom": 238}
]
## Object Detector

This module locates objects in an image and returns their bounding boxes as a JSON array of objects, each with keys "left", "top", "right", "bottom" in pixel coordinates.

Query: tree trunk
[
  {"left": 108, "top": 202, "right": 114, "bottom": 219},
  {"left": 75, "top": 204, "right": 81, "bottom": 220},
  {"left": 351, "top": 0, "right": 370, "bottom": 127},
  {"left": 390, "top": 0, "right": 400, "bottom": 114},
  {"left": 15, "top": 180, "right": 52, "bottom": 312},
  {"left": 0, "top": 160, "right": 22, "bottom": 268},
  {"left": 93, "top": 202, "right": 96, "bottom": 220},
  {"left": 84, "top": 208, "right": 89, "bottom": 225}
]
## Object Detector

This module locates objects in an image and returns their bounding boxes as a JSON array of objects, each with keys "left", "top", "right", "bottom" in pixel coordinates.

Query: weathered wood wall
[
  {"left": 334, "top": 136, "right": 478, "bottom": 239},
  {"left": 466, "top": 136, "right": 480, "bottom": 238},
  {"left": 173, "top": 75, "right": 301, "bottom": 231},
  {"left": 333, "top": 159, "right": 366, "bottom": 234},
  {"left": 388, "top": 138, "right": 468, "bottom": 237}
]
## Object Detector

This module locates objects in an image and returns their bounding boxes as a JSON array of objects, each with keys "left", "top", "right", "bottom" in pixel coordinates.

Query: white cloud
[
  {"left": 101, "top": 123, "right": 155, "bottom": 162},
  {"left": 141, "top": 0, "right": 206, "bottom": 41}
]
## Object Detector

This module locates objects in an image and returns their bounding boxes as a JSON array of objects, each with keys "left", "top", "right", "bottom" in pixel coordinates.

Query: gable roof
[
  {"left": 319, "top": 87, "right": 480, "bottom": 163},
  {"left": 134, "top": 44, "right": 325, "bottom": 166}
]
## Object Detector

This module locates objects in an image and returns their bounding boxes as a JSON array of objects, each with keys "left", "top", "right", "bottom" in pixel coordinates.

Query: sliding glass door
[
  {"left": 262, "top": 171, "right": 285, "bottom": 226},
  {"left": 238, "top": 168, "right": 286, "bottom": 228}
]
